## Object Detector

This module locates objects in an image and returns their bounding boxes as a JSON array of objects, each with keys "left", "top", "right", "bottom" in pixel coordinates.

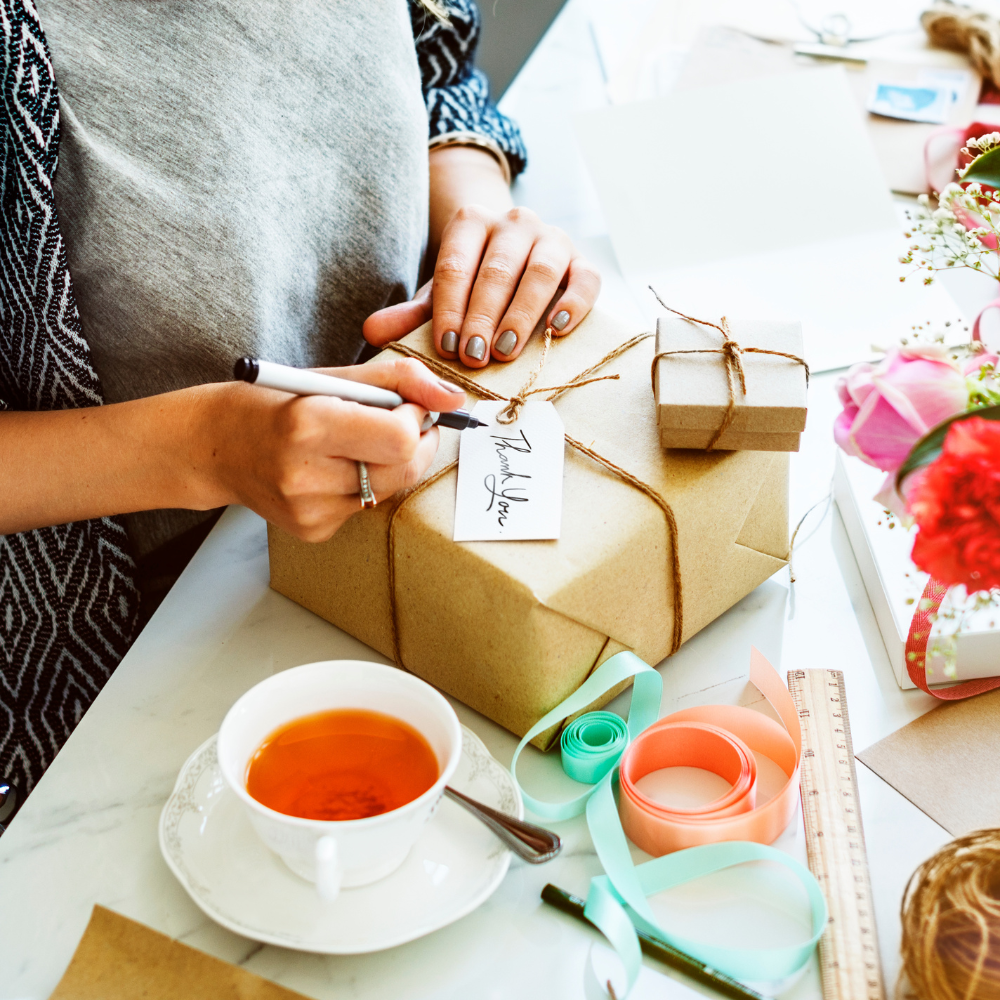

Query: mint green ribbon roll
[
  {"left": 510, "top": 651, "right": 661, "bottom": 822},
  {"left": 561, "top": 711, "right": 629, "bottom": 784},
  {"left": 511, "top": 650, "right": 828, "bottom": 998}
]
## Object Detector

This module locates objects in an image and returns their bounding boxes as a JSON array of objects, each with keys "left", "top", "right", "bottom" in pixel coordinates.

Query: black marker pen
[{"left": 234, "top": 358, "right": 487, "bottom": 431}]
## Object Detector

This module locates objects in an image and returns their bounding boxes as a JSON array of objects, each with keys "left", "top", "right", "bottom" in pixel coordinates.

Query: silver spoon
[{"left": 444, "top": 785, "right": 561, "bottom": 864}]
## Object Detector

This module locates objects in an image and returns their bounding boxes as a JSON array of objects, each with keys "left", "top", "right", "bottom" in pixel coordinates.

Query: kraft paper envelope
[
  {"left": 268, "top": 307, "right": 790, "bottom": 748},
  {"left": 858, "top": 690, "right": 1000, "bottom": 836},
  {"left": 575, "top": 66, "right": 966, "bottom": 373},
  {"left": 50, "top": 905, "right": 308, "bottom": 1000}
]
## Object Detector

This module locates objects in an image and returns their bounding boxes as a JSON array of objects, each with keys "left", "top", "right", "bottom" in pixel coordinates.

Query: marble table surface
[
  {"left": 2, "top": 0, "right": 994, "bottom": 997},
  {"left": 1, "top": 369, "right": 953, "bottom": 1000}
]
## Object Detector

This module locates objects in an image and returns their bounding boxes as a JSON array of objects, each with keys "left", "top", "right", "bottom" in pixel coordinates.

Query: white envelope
[{"left": 575, "top": 66, "right": 965, "bottom": 372}]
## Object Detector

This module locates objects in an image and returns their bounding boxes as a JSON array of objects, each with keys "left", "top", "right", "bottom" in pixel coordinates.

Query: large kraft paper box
[{"left": 268, "top": 308, "right": 789, "bottom": 748}]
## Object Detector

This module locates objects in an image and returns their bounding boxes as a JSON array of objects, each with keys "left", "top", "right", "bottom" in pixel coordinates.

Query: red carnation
[{"left": 909, "top": 417, "right": 1000, "bottom": 591}]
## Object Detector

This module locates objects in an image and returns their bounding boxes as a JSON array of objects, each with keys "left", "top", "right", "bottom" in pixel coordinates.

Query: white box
[{"left": 834, "top": 451, "right": 1000, "bottom": 689}]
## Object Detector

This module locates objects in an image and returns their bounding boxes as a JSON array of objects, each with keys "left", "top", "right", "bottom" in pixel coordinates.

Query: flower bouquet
[
  {"left": 833, "top": 131, "right": 1000, "bottom": 697},
  {"left": 833, "top": 343, "right": 1000, "bottom": 695},
  {"left": 836, "top": 287, "right": 1000, "bottom": 696}
]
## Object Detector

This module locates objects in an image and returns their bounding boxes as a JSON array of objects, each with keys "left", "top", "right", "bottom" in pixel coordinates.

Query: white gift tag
[{"left": 453, "top": 400, "right": 564, "bottom": 542}]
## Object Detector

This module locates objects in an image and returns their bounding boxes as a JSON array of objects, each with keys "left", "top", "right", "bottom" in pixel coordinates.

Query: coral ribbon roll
[
  {"left": 619, "top": 721, "right": 758, "bottom": 854},
  {"left": 618, "top": 677, "right": 801, "bottom": 855}
]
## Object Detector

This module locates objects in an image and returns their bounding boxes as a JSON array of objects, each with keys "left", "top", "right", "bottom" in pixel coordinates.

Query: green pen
[{"left": 540, "top": 883, "right": 768, "bottom": 1000}]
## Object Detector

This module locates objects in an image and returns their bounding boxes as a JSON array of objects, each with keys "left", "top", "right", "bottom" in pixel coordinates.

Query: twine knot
[
  {"left": 496, "top": 327, "right": 553, "bottom": 424},
  {"left": 496, "top": 390, "right": 532, "bottom": 425},
  {"left": 718, "top": 319, "right": 748, "bottom": 395}
]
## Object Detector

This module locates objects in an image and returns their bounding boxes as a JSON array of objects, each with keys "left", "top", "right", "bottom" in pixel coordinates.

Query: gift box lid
[{"left": 654, "top": 317, "right": 808, "bottom": 433}]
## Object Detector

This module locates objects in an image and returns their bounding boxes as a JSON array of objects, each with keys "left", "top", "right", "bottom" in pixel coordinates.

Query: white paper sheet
[
  {"left": 453, "top": 401, "right": 565, "bottom": 542},
  {"left": 576, "top": 66, "right": 966, "bottom": 372}
]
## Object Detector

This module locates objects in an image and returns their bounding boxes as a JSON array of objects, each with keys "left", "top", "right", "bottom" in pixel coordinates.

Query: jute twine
[
  {"left": 382, "top": 329, "right": 685, "bottom": 668},
  {"left": 900, "top": 829, "right": 1000, "bottom": 1000},
  {"left": 649, "top": 289, "right": 809, "bottom": 451},
  {"left": 923, "top": 2, "right": 1000, "bottom": 88}
]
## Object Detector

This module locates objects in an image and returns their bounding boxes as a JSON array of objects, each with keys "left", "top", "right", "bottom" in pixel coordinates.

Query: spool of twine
[
  {"left": 923, "top": 2, "right": 1000, "bottom": 88},
  {"left": 900, "top": 829, "right": 1000, "bottom": 1000}
]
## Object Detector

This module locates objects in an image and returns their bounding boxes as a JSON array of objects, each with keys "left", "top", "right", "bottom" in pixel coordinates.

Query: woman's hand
[
  {"left": 363, "top": 146, "right": 601, "bottom": 369},
  {"left": 196, "top": 358, "right": 463, "bottom": 541},
  {"left": 0, "top": 358, "right": 464, "bottom": 542}
]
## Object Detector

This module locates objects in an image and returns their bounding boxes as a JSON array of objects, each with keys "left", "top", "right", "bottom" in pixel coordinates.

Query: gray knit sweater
[{"left": 42, "top": 0, "right": 430, "bottom": 556}]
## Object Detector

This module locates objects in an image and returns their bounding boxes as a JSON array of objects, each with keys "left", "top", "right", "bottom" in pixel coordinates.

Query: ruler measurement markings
[{"left": 788, "top": 669, "right": 885, "bottom": 1000}]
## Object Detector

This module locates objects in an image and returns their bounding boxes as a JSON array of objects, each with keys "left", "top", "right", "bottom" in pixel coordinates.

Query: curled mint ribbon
[
  {"left": 509, "top": 651, "right": 662, "bottom": 823},
  {"left": 512, "top": 650, "right": 828, "bottom": 998},
  {"left": 561, "top": 711, "right": 629, "bottom": 784}
]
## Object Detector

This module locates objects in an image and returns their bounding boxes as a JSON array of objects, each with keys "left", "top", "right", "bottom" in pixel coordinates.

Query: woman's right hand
[
  {"left": 193, "top": 357, "right": 464, "bottom": 542},
  {"left": 0, "top": 357, "right": 464, "bottom": 540}
]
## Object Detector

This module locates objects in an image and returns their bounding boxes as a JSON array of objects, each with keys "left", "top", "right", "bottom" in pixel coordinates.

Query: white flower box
[{"left": 833, "top": 451, "right": 1000, "bottom": 690}]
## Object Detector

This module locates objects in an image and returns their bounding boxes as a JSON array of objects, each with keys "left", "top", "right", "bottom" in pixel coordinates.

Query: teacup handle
[{"left": 315, "top": 835, "right": 341, "bottom": 902}]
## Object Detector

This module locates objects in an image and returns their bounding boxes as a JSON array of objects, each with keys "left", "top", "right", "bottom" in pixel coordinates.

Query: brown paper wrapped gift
[
  {"left": 268, "top": 308, "right": 789, "bottom": 748},
  {"left": 653, "top": 314, "right": 808, "bottom": 452}
]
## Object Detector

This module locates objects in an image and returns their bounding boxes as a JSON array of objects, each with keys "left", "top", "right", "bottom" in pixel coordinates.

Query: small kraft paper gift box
[
  {"left": 268, "top": 308, "right": 790, "bottom": 748},
  {"left": 653, "top": 314, "right": 808, "bottom": 451}
]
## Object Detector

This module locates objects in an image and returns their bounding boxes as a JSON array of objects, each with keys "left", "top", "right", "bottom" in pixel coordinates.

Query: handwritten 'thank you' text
[
  {"left": 453, "top": 400, "right": 564, "bottom": 542},
  {"left": 484, "top": 429, "right": 532, "bottom": 529}
]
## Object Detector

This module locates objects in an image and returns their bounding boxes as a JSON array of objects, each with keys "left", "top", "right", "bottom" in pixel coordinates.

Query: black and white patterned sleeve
[{"left": 409, "top": 0, "right": 528, "bottom": 180}]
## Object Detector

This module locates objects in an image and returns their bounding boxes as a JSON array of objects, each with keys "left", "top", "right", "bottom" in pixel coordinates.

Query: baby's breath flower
[{"left": 897, "top": 184, "right": 1000, "bottom": 283}]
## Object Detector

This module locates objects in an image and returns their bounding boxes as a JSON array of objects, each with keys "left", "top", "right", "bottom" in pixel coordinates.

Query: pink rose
[{"left": 834, "top": 346, "right": 968, "bottom": 473}]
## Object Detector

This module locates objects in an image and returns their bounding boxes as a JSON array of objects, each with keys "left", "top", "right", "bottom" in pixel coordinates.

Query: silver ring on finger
[{"left": 357, "top": 461, "right": 377, "bottom": 509}]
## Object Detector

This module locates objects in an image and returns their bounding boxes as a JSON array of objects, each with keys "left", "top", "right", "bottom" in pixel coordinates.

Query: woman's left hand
[{"left": 363, "top": 204, "right": 601, "bottom": 369}]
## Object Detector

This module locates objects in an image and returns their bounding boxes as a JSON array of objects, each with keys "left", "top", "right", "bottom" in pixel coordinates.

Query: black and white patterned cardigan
[{"left": 0, "top": 0, "right": 526, "bottom": 815}]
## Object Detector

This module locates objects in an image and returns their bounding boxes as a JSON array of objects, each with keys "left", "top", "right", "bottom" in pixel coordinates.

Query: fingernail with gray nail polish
[
  {"left": 495, "top": 330, "right": 517, "bottom": 356},
  {"left": 438, "top": 378, "right": 463, "bottom": 393},
  {"left": 466, "top": 336, "right": 487, "bottom": 361},
  {"left": 551, "top": 310, "right": 570, "bottom": 332},
  {"left": 441, "top": 330, "right": 459, "bottom": 353}
]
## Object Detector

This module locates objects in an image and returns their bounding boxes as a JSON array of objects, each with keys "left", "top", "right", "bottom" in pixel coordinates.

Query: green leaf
[
  {"left": 896, "top": 404, "right": 1000, "bottom": 493},
  {"left": 960, "top": 146, "right": 1000, "bottom": 188}
]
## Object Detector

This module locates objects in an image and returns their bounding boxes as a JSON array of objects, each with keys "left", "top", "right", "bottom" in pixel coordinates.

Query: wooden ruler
[{"left": 787, "top": 669, "right": 885, "bottom": 1000}]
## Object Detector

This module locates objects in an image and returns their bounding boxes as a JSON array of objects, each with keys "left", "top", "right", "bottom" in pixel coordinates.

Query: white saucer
[{"left": 159, "top": 725, "right": 520, "bottom": 953}]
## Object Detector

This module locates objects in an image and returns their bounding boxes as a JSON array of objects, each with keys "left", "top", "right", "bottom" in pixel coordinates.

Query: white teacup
[{"left": 217, "top": 660, "right": 462, "bottom": 901}]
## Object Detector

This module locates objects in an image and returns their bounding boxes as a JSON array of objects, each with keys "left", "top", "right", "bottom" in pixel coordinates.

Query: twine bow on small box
[{"left": 650, "top": 290, "right": 810, "bottom": 451}]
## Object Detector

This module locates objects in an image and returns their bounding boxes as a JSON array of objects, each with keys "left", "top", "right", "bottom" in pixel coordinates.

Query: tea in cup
[{"left": 217, "top": 660, "right": 462, "bottom": 900}]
